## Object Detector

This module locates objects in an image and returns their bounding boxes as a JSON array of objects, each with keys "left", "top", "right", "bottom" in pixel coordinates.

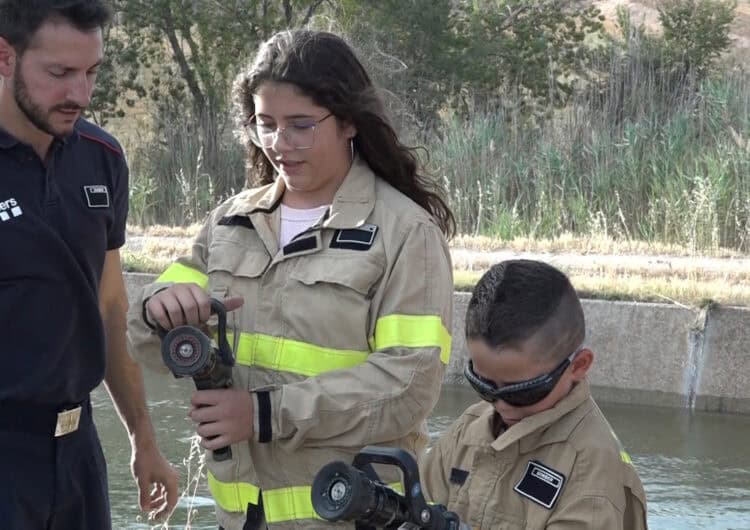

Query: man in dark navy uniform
[{"left": 0, "top": 1, "right": 178, "bottom": 528}]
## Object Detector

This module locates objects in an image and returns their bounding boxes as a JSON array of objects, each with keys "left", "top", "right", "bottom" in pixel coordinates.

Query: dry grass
[
  {"left": 124, "top": 227, "right": 750, "bottom": 307},
  {"left": 130, "top": 225, "right": 750, "bottom": 257},
  {"left": 121, "top": 250, "right": 173, "bottom": 274},
  {"left": 122, "top": 228, "right": 194, "bottom": 273},
  {"left": 455, "top": 269, "right": 750, "bottom": 307},
  {"left": 451, "top": 233, "right": 748, "bottom": 258},
  {"left": 451, "top": 233, "right": 750, "bottom": 306},
  {"left": 127, "top": 223, "right": 202, "bottom": 238}
]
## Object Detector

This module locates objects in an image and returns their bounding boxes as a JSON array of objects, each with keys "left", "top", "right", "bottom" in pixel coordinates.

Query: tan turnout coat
[
  {"left": 420, "top": 380, "right": 648, "bottom": 530},
  {"left": 128, "top": 158, "right": 454, "bottom": 529}
]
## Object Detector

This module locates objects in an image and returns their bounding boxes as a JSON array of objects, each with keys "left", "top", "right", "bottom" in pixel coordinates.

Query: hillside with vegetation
[{"left": 596, "top": 0, "right": 749, "bottom": 51}]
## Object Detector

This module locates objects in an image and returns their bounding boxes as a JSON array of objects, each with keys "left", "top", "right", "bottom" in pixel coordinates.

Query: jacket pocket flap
[
  {"left": 206, "top": 245, "right": 270, "bottom": 279},
  {"left": 290, "top": 256, "right": 383, "bottom": 295}
]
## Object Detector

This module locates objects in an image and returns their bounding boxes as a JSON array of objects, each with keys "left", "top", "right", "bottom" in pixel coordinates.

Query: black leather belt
[{"left": 0, "top": 398, "right": 90, "bottom": 437}]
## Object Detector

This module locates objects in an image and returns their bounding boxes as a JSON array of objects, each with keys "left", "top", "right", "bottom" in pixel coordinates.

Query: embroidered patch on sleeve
[
  {"left": 514, "top": 460, "right": 565, "bottom": 509},
  {"left": 330, "top": 223, "right": 378, "bottom": 250},
  {"left": 83, "top": 185, "right": 110, "bottom": 208},
  {"left": 449, "top": 467, "right": 469, "bottom": 485}
]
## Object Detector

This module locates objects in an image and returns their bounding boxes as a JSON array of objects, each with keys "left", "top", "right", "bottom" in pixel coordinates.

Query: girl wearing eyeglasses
[
  {"left": 419, "top": 260, "right": 648, "bottom": 530},
  {"left": 128, "top": 30, "right": 455, "bottom": 530}
]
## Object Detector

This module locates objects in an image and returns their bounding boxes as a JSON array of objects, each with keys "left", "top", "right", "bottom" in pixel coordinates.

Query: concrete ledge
[
  {"left": 695, "top": 305, "right": 750, "bottom": 414},
  {"left": 125, "top": 272, "right": 156, "bottom": 304},
  {"left": 583, "top": 299, "right": 707, "bottom": 411},
  {"left": 588, "top": 387, "right": 687, "bottom": 409},
  {"left": 125, "top": 273, "right": 750, "bottom": 414}
]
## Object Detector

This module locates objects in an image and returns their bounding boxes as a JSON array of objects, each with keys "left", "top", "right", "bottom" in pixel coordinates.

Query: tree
[
  {"left": 583, "top": 1, "right": 739, "bottom": 130},
  {"left": 658, "top": 0, "right": 737, "bottom": 78},
  {"left": 334, "top": 0, "right": 605, "bottom": 128},
  {"left": 90, "top": 0, "right": 328, "bottom": 223},
  {"left": 333, "top": 0, "right": 458, "bottom": 132},
  {"left": 97, "top": 0, "right": 330, "bottom": 121},
  {"left": 454, "top": 0, "right": 604, "bottom": 113}
]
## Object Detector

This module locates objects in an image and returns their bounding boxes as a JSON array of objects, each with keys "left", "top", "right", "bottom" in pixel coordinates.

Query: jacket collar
[
  {"left": 250, "top": 177, "right": 285, "bottom": 214},
  {"left": 322, "top": 156, "right": 376, "bottom": 229},
  {"left": 461, "top": 402, "right": 500, "bottom": 448},
  {"left": 223, "top": 155, "right": 376, "bottom": 229},
  {"left": 490, "top": 379, "right": 593, "bottom": 453}
]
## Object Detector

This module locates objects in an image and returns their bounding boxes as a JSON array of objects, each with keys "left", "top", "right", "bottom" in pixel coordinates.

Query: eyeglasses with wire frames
[
  {"left": 463, "top": 348, "right": 582, "bottom": 407},
  {"left": 244, "top": 113, "right": 333, "bottom": 150}
]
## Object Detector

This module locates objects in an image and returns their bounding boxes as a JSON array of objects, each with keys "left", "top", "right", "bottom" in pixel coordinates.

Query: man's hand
[
  {"left": 189, "top": 389, "right": 255, "bottom": 449},
  {"left": 131, "top": 442, "right": 179, "bottom": 521}
]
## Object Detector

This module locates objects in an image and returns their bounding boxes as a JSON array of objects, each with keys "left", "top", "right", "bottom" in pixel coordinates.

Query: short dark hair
[
  {"left": 232, "top": 29, "right": 455, "bottom": 238},
  {"left": 465, "top": 260, "right": 585, "bottom": 360},
  {"left": 0, "top": 0, "right": 111, "bottom": 55}
]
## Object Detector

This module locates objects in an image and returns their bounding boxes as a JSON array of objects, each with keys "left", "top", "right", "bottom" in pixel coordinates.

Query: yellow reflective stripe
[
  {"left": 208, "top": 474, "right": 402, "bottom": 523},
  {"left": 609, "top": 428, "right": 634, "bottom": 465},
  {"left": 207, "top": 471, "right": 260, "bottom": 513},
  {"left": 156, "top": 262, "right": 208, "bottom": 288},
  {"left": 372, "top": 314, "right": 452, "bottom": 364},
  {"left": 231, "top": 332, "right": 369, "bottom": 376},
  {"left": 263, "top": 486, "right": 320, "bottom": 522}
]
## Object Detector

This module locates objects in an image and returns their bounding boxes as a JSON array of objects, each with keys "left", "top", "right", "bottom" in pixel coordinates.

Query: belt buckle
[{"left": 55, "top": 406, "right": 81, "bottom": 437}]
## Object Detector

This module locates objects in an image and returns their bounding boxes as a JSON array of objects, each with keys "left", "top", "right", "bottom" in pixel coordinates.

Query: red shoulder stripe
[{"left": 79, "top": 132, "right": 123, "bottom": 157}]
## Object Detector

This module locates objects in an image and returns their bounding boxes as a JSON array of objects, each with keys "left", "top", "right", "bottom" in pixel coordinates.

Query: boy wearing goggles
[{"left": 420, "top": 259, "right": 648, "bottom": 529}]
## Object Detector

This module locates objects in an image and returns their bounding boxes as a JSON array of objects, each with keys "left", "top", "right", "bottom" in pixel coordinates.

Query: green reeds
[
  {"left": 128, "top": 104, "right": 246, "bottom": 227},
  {"left": 124, "top": 41, "right": 749, "bottom": 253},
  {"left": 431, "top": 67, "right": 750, "bottom": 251}
]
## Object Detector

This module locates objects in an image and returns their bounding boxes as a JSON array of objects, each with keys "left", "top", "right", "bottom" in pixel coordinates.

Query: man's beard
[{"left": 13, "top": 63, "right": 82, "bottom": 138}]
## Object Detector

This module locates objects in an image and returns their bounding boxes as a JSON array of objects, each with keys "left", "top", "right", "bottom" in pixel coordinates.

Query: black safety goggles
[{"left": 463, "top": 349, "right": 580, "bottom": 407}]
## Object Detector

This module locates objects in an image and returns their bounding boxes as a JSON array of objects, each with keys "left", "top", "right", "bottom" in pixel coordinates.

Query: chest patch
[
  {"left": 449, "top": 467, "right": 469, "bottom": 485},
  {"left": 83, "top": 185, "right": 110, "bottom": 208},
  {"left": 514, "top": 460, "right": 565, "bottom": 509},
  {"left": 330, "top": 224, "right": 378, "bottom": 250}
]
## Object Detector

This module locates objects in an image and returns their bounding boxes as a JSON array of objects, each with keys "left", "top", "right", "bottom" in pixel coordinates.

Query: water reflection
[
  {"left": 603, "top": 403, "right": 750, "bottom": 530},
  {"left": 95, "top": 374, "right": 750, "bottom": 529}
]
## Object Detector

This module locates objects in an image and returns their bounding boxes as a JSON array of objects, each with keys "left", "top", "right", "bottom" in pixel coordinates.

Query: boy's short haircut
[
  {"left": 465, "top": 259, "right": 585, "bottom": 360},
  {"left": 0, "top": 0, "right": 111, "bottom": 55}
]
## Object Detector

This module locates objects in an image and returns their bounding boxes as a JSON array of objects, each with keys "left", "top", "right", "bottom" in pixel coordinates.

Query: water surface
[{"left": 95, "top": 374, "right": 750, "bottom": 529}]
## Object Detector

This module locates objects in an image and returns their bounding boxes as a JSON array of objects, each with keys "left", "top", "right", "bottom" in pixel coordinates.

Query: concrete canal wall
[{"left": 125, "top": 273, "right": 750, "bottom": 414}]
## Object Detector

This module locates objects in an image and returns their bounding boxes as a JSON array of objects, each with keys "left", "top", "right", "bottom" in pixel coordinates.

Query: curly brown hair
[{"left": 232, "top": 30, "right": 455, "bottom": 237}]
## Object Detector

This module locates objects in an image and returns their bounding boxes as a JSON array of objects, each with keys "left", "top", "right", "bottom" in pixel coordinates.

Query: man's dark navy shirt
[{"left": 0, "top": 119, "right": 128, "bottom": 405}]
